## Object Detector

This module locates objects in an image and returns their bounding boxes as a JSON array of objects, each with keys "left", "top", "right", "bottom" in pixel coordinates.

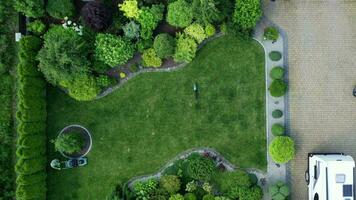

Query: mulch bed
[{"left": 62, "top": 126, "right": 91, "bottom": 158}]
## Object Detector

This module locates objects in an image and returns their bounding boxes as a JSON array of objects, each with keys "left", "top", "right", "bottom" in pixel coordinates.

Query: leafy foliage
[
  {"left": 153, "top": 33, "right": 176, "bottom": 59},
  {"left": 137, "top": 4, "right": 164, "bottom": 39},
  {"left": 269, "top": 79, "right": 287, "bottom": 97},
  {"left": 123, "top": 21, "right": 140, "bottom": 39},
  {"left": 174, "top": 33, "right": 197, "bottom": 63},
  {"left": 233, "top": 0, "right": 262, "bottom": 30},
  {"left": 184, "top": 23, "right": 207, "bottom": 43},
  {"left": 14, "top": 0, "right": 45, "bottom": 18},
  {"left": 186, "top": 154, "right": 215, "bottom": 181},
  {"left": 65, "top": 75, "right": 101, "bottom": 101},
  {"left": 205, "top": 24, "right": 216, "bottom": 37},
  {"left": 47, "top": 0, "right": 75, "bottom": 19},
  {"left": 160, "top": 175, "right": 181, "bottom": 194},
  {"left": 192, "top": 0, "right": 220, "bottom": 25},
  {"left": 270, "top": 67, "right": 284, "bottom": 80},
  {"left": 213, "top": 170, "right": 251, "bottom": 193},
  {"left": 0, "top": 36, "right": 12, "bottom": 74},
  {"left": 119, "top": 0, "right": 140, "bottom": 19},
  {"left": 27, "top": 20, "right": 46, "bottom": 35},
  {"left": 133, "top": 179, "right": 158, "bottom": 199},
  {"left": 169, "top": 194, "right": 184, "bottom": 200},
  {"left": 272, "top": 109, "right": 283, "bottom": 119},
  {"left": 95, "top": 33, "right": 135, "bottom": 67},
  {"left": 142, "top": 48, "right": 162, "bottom": 67},
  {"left": 53, "top": 133, "right": 85, "bottom": 154},
  {"left": 167, "top": 0, "right": 193, "bottom": 28},
  {"left": 269, "top": 181, "right": 290, "bottom": 200},
  {"left": 269, "top": 136, "right": 295, "bottom": 164},
  {"left": 269, "top": 51, "right": 282, "bottom": 61},
  {"left": 264, "top": 27, "right": 279, "bottom": 41},
  {"left": 271, "top": 124, "right": 284, "bottom": 136},
  {"left": 82, "top": 1, "right": 113, "bottom": 31}
]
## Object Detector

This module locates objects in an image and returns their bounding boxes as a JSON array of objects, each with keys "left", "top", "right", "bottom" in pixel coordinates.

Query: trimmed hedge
[
  {"left": 269, "top": 79, "right": 287, "bottom": 97},
  {"left": 269, "top": 51, "right": 282, "bottom": 61},
  {"left": 269, "top": 136, "right": 295, "bottom": 164},
  {"left": 15, "top": 36, "right": 47, "bottom": 200},
  {"left": 271, "top": 124, "right": 284, "bottom": 136},
  {"left": 270, "top": 67, "right": 284, "bottom": 80}
]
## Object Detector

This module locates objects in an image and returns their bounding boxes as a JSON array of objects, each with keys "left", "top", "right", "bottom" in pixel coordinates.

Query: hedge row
[{"left": 15, "top": 36, "right": 47, "bottom": 200}]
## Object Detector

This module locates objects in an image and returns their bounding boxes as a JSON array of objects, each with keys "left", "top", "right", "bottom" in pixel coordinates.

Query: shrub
[
  {"left": 142, "top": 48, "right": 162, "bottom": 67},
  {"left": 185, "top": 193, "right": 197, "bottom": 200},
  {"left": 14, "top": 0, "right": 45, "bottom": 18},
  {"left": 27, "top": 20, "right": 46, "bottom": 35},
  {"left": 119, "top": 0, "right": 140, "bottom": 19},
  {"left": 96, "top": 75, "right": 115, "bottom": 88},
  {"left": 15, "top": 157, "right": 46, "bottom": 175},
  {"left": 192, "top": 0, "right": 220, "bottom": 25},
  {"left": 205, "top": 24, "right": 216, "bottom": 37},
  {"left": 232, "top": 0, "right": 262, "bottom": 30},
  {"left": 159, "top": 175, "right": 181, "bottom": 194},
  {"left": 134, "top": 179, "right": 158, "bottom": 199},
  {"left": 37, "top": 26, "right": 90, "bottom": 85},
  {"left": 92, "top": 61, "right": 111, "bottom": 74},
  {"left": 185, "top": 181, "right": 197, "bottom": 192},
  {"left": 123, "top": 21, "right": 140, "bottom": 39},
  {"left": 174, "top": 33, "right": 197, "bottom": 63},
  {"left": 65, "top": 75, "right": 100, "bottom": 101},
  {"left": 0, "top": 35, "right": 13, "bottom": 74},
  {"left": 47, "top": 0, "right": 75, "bottom": 19},
  {"left": 269, "top": 181, "right": 290, "bottom": 200},
  {"left": 202, "top": 194, "right": 215, "bottom": 200},
  {"left": 16, "top": 172, "right": 47, "bottom": 186},
  {"left": 271, "top": 124, "right": 284, "bottom": 136},
  {"left": 153, "top": 33, "right": 175, "bottom": 59},
  {"left": 213, "top": 170, "right": 251, "bottom": 193},
  {"left": 82, "top": 1, "right": 112, "bottom": 31},
  {"left": 269, "top": 51, "right": 282, "bottom": 61},
  {"left": 264, "top": 27, "right": 279, "bottom": 41},
  {"left": 248, "top": 173, "right": 258, "bottom": 186},
  {"left": 272, "top": 109, "right": 283, "bottom": 119},
  {"left": 95, "top": 34, "right": 134, "bottom": 67},
  {"left": 270, "top": 67, "right": 284, "bottom": 80},
  {"left": 137, "top": 39, "right": 154, "bottom": 53},
  {"left": 269, "top": 79, "right": 287, "bottom": 97},
  {"left": 186, "top": 154, "right": 215, "bottom": 181},
  {"left": 16, "top": 182, "right": 46, "bottom": 199},
  {"left": 184, "top": 23, "right": 207, "bottom": 44},
  {"left": 53, "top": 132, "right": 85, "bottom": 154},
  {"left": 167, "top": 0, "right": 193, "bottom": 28},
  {"left": 169, "top": 194, "right": 184, "bottom": 200},
  {"left": 269, "top": 136, "right": 295, "bottom": 164},
  {"left": 137, "top": 4, "right": 164, "bottom": 39}
]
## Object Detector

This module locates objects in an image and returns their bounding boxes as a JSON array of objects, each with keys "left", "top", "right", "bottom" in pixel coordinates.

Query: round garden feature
[{"left": 57, "top": 125, "right": 92, "bottom": 158}]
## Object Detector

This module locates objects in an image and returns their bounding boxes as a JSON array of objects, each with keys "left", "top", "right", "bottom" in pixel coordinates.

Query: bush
[
  {"left": 269, "top": 79, "right": 287, "bottom": 97},
  {"left": 264, "top": 27, "right": 279, "bottom": 41},
  {"left": 205, "top": 24, "right": 216, "bottom": 37},
  {"left": 53, "top": 132, "right": 85, "bottom": 154},
  {"left": 16, "top": 172, "right": 46, "bottom": 186},
  {"left": 192, "top": 0, "right": 220, "bottom": 25},
  {"left": 167, "top": 0, "right": 193, "bottom": 28},
  {"left": 142, "top": 48, "right": 162, "bottom": 67},
  {"left": 213, "top": 170, "right": 251, "bottom": 193},
  {"left": 47, "top": 0, "right": 75, "bottom": 19},
  {"left": 15, "top": 157, "right": 47, "bottom": 175},
  {"left": 202, "top": 194, "right": 215, "bottom": 200},
  {"left": 16, "top": 182, "right": 46, "bottom": 199},
  {"left": 271, "top": 124, "right": 284, "bottom": 136},
  {"left": 232, "top": 0, "right": 262, "bottom": 30},
  {"left": 66, "top": 75, "right": 101, "bottom": 101},
  {"left": 270, "top": 67, "right": 284, "bottom": 79},
  {"left": 184, "top": 23, "right": 207, "bottom": 44},
  {"left": 92, "top": 61, "right": 111, "bottom": 74},
  {"left": 0, "top": 35, "right": 13, "bottom": 74},
  {"left": 248, "top": 173, "right": 258, "bottom": 186},
  {"left": 269, "top": 51, "right": 282, "bottom": 61},
  {"left": 96, "top": 75, "right": 115, "bottom": 88},
  {"left": 37, "top": 26, "right": 90, "bottom": 85},
  {"left": 27, "top": 20, "right": 46, "bottom": 35},
  {"left": 82, "top": 1, "right": 112, "bottom": 31},
  {"left": 95, "top": 33, "right": 135, "bottom": 67},
  {"left": 137, "top": 39, "right": 154, "bottom": 53},
  {"left": 184, "top": 193, "right": 197, "bottom": 200},
  {"left": 269, "top": 181, "right": 290, "bottom": 200},
  {"left": 119, "top": 0, "right": 140, "bottom": 19},
  {"left": 186, "top": 154, "right": 215, "bottom": 181},
  {"left": 153, "top": 33, "right": 175, "bottom": 59},
  {"left": 133, "top": 179, "right": 158, "bottom": 199},
  {"left": 137, "top": 4, "right": 164, "bottom": 39},
  {"left": 123, "top": 21, "right": 140, "bottom": 39},
  {"left": 169, "top": 194, "right": 184, "bottom": 200},
  {"left": 174, "top": 33, "right": 197, "bottom": 63},
  {"left": 269, "top": 136, "right": 295, "bottom": 164},
  {"left": 159, "top": 175, "right": 181, "bottom": 194},
  {"left": 272, "top": 109, "right": 283, "bottom": 119},
  {"left": 14, "top": 0, "right": 45, "bottom": 18}
]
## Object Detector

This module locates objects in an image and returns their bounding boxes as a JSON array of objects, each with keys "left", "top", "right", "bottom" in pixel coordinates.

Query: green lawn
[{"left": 46, "top": 35, "right": 266, "bottom": 200}]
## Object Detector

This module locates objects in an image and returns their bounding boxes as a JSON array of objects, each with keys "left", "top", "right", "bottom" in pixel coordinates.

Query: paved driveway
[{"left": 262, "top": 0, "right": 356, "bottom": 199}]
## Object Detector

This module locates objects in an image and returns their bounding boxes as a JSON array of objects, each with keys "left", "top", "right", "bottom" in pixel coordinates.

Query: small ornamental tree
[
  {"left": 174, "top": 33, "right": 197, "bottom": 63},
  {"left": 269, "top": 181, "right": 290, "bottom": 200},
  {"left": 53, "top": 132, "right": 85, "bottom": 154},
  {"left": 95, "top": 33, "right": 135, "bottom": 67},
  {"left": 119, "top": 0, "right": 140, "bottom": 19},
  {"left": 184, "top": 23, "right": 207, "bottom": 44},
  {"left": 47, "top": 0, "right": 75, "bottom": 19},
  {"left": 167, "top": 0, "right": 193, "bottom": 28},
  {"left": 159, "top": 175, "right": 181, "bottom": 194},
  {"left": 142, "top": 48, "right": 162, "bottom": 67},
  {"left": 233, "top": 0, "right": 262, "bottom": 30},
  {"left": 269, "top": 79, "right": 287, "bottom": 97},
  {"left": 153, "top": 33, "right": 176, "bottom": 59},
  {"left": 264, "top": 27, "right": 279, "bottom": 41},
  {"left": 123, "top": 21, "right": 140, "bottom": 39},
  {"left": 269, "top": 136, "right": 295, "bottom": 164},
  {"left": 81, "top": 1, "right": 112, "bottom": 31}
]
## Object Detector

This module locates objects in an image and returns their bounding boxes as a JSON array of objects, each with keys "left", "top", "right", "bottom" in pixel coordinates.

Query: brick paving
[{"left": 262, "top": 0, "right": 356, "bottom": 199}]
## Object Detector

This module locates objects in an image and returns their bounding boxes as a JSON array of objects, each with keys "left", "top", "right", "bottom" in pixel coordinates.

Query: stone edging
[{"left": 95, "top": 32, "right": 225, "bottom": 99}]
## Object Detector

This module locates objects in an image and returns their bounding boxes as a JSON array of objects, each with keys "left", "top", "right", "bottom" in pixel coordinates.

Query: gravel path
[{"left": 262, "top": 1, "right": 356, "bottom": 199}]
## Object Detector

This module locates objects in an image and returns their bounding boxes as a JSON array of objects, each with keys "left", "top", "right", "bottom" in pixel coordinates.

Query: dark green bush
[
  {"left": 92, "top": 61, "right": 111, "bottom": 74},
  {"left": 159, "top": 175, "right": 181, "bottom": 194},
  {"left": 0, "top": 35, "right": 11, "bottom": 74},
  {"left": 14, "top": 0, "right": 45, "bottom": 18},
  {"left": 248, "top": 173, "right": 258, "bottom": 186},
  {"left": 53, "top": 132, "right": 85, "bottom": 154},
  {"left": 270, "top": 67, "right": 284, "bottom": 80},
  {"left": 16, "top": 146, "right": 46, "bottom": 159},
  {"left": 272, "top": 110, "right": 283, "bottom": 119},
  {"left": 269, "top": 79, "right": 287, "bottom": 97},
  {"left": 154, "top": 33, "right": 176, "bottom": 59},
  {"left": 233, "top": 0, "right": 262, "bottom": 30},
  {"left": 16, "top": 182, "right": 46, "bottom": 199},
  {"left": 0, "top": 75, "right": 12, "bottom": 95},
  {"left": 269, "top": 136, "right": 295, "bottom": 164},
  {"left": 18, "top": 122, "right": 46, "bottom": 136},
  {"left": 137, "top": 39, "right": 154, "bottom": 53},
  {"left": 15, "top": 157, "right": 47, "bottom": 175},
  {"left": 16, "top": 172, "right": 47, "bottom": 186},
  {"left": 167, "top": 0, "right": 193, "bottom": 28},
  {"left": 192, "top": 0, "right": 220, "bottom": 25},
  {"left": 271, "top": 124, "right": 284, "bottom": 136},
  {"left": 186, "top": 154, "right": 215, "bottom": 181},
  {"left": 269, "top": 51, "right": 282, "bottom": 61},
  {"left": 18, "top": 134, "right": 46, "bottom": 149},
  {"left": 184, "top": 193, "right": 197, "bottom": 200},
  {"left": 264, "top": 27, "right": 279, "bottom": 41},
  {"left": 47, "top": 0, "right": 75, "bottom": 19}
]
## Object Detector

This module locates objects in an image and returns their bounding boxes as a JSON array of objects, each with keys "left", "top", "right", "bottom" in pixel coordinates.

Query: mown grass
[{"left": 46, "top": 35, "right": 266, "bottom": 200}]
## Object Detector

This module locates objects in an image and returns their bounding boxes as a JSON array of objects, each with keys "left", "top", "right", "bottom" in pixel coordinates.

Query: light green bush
[
  {"left": 173, "top": 33, "right": 197, "bottom": 63},
  {"left": 269, "top": 136, "right": 295, "bottom": 164},
  {"left": 184, "top": 23, "right": 207, "bottom": 43},
  {"left": 167, "top": 0, "right": 193, "bottom": 28},
  {"left": 142, "top": 48, "right": 162, "bottom": 67}
]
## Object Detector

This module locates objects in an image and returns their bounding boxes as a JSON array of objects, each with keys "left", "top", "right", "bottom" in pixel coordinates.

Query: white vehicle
[{"left": 306, "top": 153, "right": 355, "bottom": 200}]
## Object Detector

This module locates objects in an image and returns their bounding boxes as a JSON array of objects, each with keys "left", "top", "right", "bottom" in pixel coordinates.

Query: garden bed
[{"left": 58, "top": 125, "right": 92, "bottom": 158}]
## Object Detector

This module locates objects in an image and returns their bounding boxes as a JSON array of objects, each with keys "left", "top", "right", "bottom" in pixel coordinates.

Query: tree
[
  {"left": 269, "top": 136, "right": 295, "bottom": 164},
  {"left": 192, "top": 0, "right": 220, "bottom": 25},
  {"left": 153, "top": 33, "right": 175, "bottom": 59},
  {"left": 167, "top": 0, "right": 193, "bottom": 28},
  {"left": 81, "top": 1, "right": 112, "bottom": 31},
  {"left": 142, "top": 48, "right": 162, "bottom": 67},
  {"left": 233, "top": 0, "right": 262, "bottom": 30},
  {"left": 119, "top": 0, "right": 140, "bottom": 19},
  {"left": 37, "top": 26, "right": 90, "bottom": 86},
  {"left": 174, "top": 33, "right": 197, "bottom": 63},
  {"left": 46, "top": 0, "right": 75, "bottom": 19},
  {"left": 95, "top": 33, "right": 135, "bottom": 67}
]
